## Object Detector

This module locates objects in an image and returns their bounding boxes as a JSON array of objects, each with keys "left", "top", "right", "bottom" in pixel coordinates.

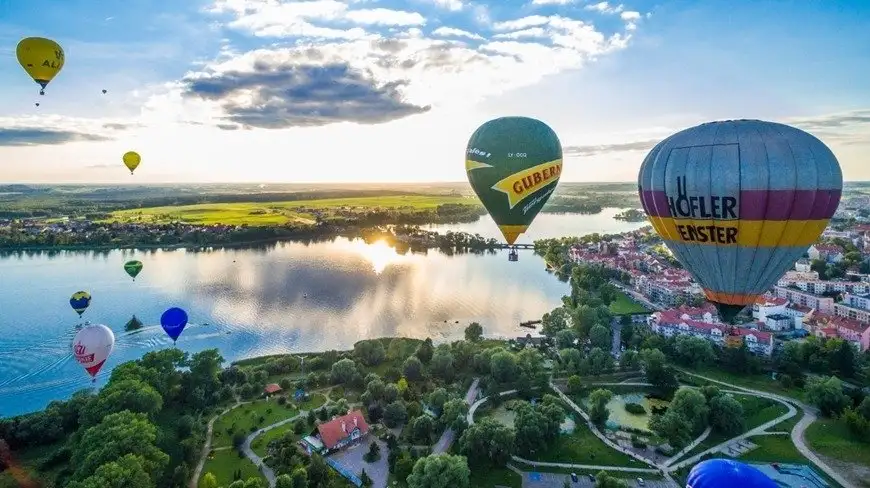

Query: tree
[
  {"left": 674, "top": 335, "right": 715, "bottom": 367},
  {"left": 458, "top": 418, "right": 515, "bottom": 467},
  {"left": 590, "top": 325, "right": 611, "bottom": 349},
  {"left": 826, "top": 339, "right": 856, "bottom": 378},
  {"left": 275, "top": 474, "right": 294, "bottom": 488},
  {"left": 412, "top": 415, "right": 435, "bottom": 444},
  {"left": 407, "top": 454, "right": 470, "bottom": 488},
  {"left": 416, "top": 338, "right": 435, "bottom": 364},
  {"left": 441, "top": 398, "right": 469, "bottom": 433},
  {"left": 490, "top": 350, "right": 519, "bottom": 383},
  {"left": 354, "top": 340, "right": 386, "bottom": 367},
  {"left": 307, "top": 454, "right": 330, "bottom": 487},
  {"left": 541, "top": 307, "right": 569, "bottom": 336},
  {"left": 559, "top": 348, "right": 585, "bottom": 375},
  {"left": 649, "top": 410, "right": 691, "bottom": 449},
  {"left": 403, "top": 356, "right": 424, "bottom": 382},
  {"left": 65, "top": 454, "right": 153, "bottom": 488},
  {"left": 464, "top": 322, "right": 483, "bottom": 342},
  {"left": 70, "top": 411, "right": 169, "bottom": 483},
  {"left": 383, "top": 401, "right": 408, "bottom": 428},
  {"left": 431, "top": 350, "right": 455, "bottom": 382},
  {"left": 567, "top": 375, "right": 583, "bottom": 394},
  {"left": 80, "top": 378, "right": 164, "bottom": 427},
  {"left": 594, "top": 470, "right": 628, "bottom": 488},
  {"left": 668, "top": 388, "right": 709, "bottom": 433},
  {"left": 806, "top": 376, "right": 850, "bottom": 417},
  {"left": 394, "top": 452, "right": 416, "bottom": 482},
  {"left": 588, "top": 348, "right": 615, "bottom": 376},
  {"left": 330, "top": 358, "right": 359, "bottom": 385},
  {"left": 360, "top": 469, "right": 372, "bottom": 487},
  {"left": 589, "top": 389, "right": 614, "bottom": 427},
  {"left": 428, "top": 388, "right": 449, "bottom": 415},
  {"left": 555, "top": 329, "right": 577, "bottom": 350},
  {"left": 709, "top": 394, "right": 745, "bottom": 435},
  {"left": 200, "top": 472, "right": 219, "bottom": 488},
  {"left": 640, "top": 348, "right": 679, "bottom": 397},
  {"left": 620, "top": 350, "right": 639, "bottom": 370},
  {"left": 365, "top": 379, "right": 386, "bottom": 404}
]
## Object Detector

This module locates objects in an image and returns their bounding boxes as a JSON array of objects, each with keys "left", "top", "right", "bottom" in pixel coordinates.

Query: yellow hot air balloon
[
  {"left": 123, "top": 151, "right": 141, "bottom": 174},
  {"left": 16, "top": 37, "right": 65, "bottom": 95}
]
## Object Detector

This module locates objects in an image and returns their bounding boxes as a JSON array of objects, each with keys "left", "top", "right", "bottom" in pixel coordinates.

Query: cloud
[
  {"left": 182, "top": 59, "right": 431, "bottom": 128},
  {"left": 563, "top": 139, "right": 661, "bottom": 156},
  {"left": 585, "top": 2, "right": 624, "bottom": 14},
  {"left": 788, "top": 109, "right": 870, "bottom": 146},
  {"left": 428, "top": 0, "right": 464, "bottom": 11},
  {"left": 0, "top": 128, "right": 111, "bottom": 147},
  {"left": 532, "top": 0, "right": 575, "bottom": 4},
  {"left": 432, "top": 26, "right": 483, "bottom": 40},
  {"left": 174, "top": 0, "right": 642, "bottom": 129}
]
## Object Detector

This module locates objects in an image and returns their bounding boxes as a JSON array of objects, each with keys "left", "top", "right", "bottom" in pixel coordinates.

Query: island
[{"left": 613, "top": 208, "right": 648, "bottom": 222}]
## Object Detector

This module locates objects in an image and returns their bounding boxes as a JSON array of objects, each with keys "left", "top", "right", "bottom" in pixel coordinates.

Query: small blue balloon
[
  {"left": 160, "top": 307, "right": 188, "bottom": 342},
  {"left": 687, "top": 459, "right": 777, "bottom": 488}
]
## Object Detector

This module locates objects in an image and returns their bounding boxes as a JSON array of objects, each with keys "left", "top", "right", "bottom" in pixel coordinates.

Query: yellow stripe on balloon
[{"left": 648, "top": 217, "right": 829, "bottom": 247}]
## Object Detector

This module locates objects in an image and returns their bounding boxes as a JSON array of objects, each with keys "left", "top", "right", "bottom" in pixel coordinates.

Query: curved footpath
[
  {"left": 189, "top": 400, "right": 251, "bottom": 488},
  {"left": 241, "top": 414, "right": 304, "bottom": 487},
  {"left": 678, "top": 371, "right": 854, "bottom": 488}
]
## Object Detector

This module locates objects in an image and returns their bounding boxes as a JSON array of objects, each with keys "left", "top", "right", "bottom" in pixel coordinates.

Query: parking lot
[
  {"left": 522, "top": 472, "right": 677, "bottom": 488},
  {"left": 328, "top": 438, "right": 389, "bottom": 488}
]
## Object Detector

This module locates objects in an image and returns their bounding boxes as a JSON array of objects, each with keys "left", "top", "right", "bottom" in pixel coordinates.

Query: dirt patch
[{"left": 817, "top": 452, "right": 870, "bottom": 488}]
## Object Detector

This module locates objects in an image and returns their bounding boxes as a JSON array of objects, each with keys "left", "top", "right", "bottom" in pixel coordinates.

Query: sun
[{"left": 351, "top": 239, "right": 404, "bottom": 274}]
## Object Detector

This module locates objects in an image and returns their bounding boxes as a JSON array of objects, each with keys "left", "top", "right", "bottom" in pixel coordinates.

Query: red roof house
[
  {"left": 264, "top": 383, "right": 282, "bottom": 395},
  {"left": 307, "top": 410, "right": 370, "bottom": 453}
]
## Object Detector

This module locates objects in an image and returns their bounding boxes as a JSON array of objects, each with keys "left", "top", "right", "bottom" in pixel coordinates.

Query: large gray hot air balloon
[{"left": 638, "top": 119, "right": 842, "bottom": 323}]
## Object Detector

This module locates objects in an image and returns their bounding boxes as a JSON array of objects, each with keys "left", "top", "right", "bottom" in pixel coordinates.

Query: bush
[
  {"left": 624, "top": 403, "right": 646, "bottom": 415},
  {"left": 630, "top": 434, "right": 647, "bottom": 449}
]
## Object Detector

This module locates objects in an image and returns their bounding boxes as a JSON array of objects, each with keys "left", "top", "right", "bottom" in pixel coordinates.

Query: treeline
[{"left": 0, "top": 349, "right": 225, "bottom": 487}]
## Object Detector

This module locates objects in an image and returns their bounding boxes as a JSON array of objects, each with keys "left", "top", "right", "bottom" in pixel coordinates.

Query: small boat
[{"left": 519, "top": 320, "right": 542, "bottom": 329}]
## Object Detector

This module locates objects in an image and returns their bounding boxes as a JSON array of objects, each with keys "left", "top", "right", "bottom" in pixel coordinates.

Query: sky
[{"left": 0, "top": 0, "right": 868, "bottom": 183}]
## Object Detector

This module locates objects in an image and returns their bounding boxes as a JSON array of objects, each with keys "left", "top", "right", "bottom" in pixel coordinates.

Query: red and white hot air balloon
[{"left": 72, "top": 324, "right": 115, "bottom": 381}]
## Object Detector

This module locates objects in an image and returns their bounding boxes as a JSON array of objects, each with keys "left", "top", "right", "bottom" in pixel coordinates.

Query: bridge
[{"left": 491, "top": 243, "right": 536, "bottom": 249}]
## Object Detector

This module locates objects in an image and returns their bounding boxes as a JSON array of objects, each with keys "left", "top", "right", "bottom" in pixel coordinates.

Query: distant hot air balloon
[
  {"left": 123, "top": 151, "right": 141, "bottom": 174},
  {"left": 638, "top": 120, "right": 842, "bottom": 323},
  {"left": 465, "top": 117, "right": 562, "bottom": 261},
  {"left": 72, "top": 324, "right": 115, "bottom": 381},
  {"left": 101, "top": 89, "right": 107, "bottom": 94},
  {"left": 686, "top": 459, "right": 777, "bottom": 488},
  {"left": 34, "top": 102, "right": 39, "bottom": 107},
  {"left": 161, "top": 307, "right": 188, "bottom": 344},
  {"left": 124, "top": 260, "right": 143, "bottom": 280},
  {"left": 69, "top": 291, "right": 91, "bottom": 317},
  {"left": 16, "top": 37, "right": 64, "bottom": 95}
]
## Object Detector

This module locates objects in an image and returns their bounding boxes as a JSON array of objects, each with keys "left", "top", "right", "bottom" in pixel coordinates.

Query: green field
[
  {"left": 251, "top": 422, "right": 302, "bottom": 458},
  {"left": 532, "top": 416, "right": 637, "bottom": 467},
  {"left": 200, "top": 448, "right": 264, "bottom": 486},
  {"left": 739, "top": 434, "right": 807, "bottom": 464},
  {"left": 212, "top": 400, "right": 299, "bottom": 448},
  {"left": 805, "top": 418, "right": 870, "bottom": 467},
  {"left": 678, "top": 368, "right": 805, "bottom": 402},
  {"left": 609, "top": 291, "right": 650, "bottom": 315},
  {"left": 110, "top": 195, "right": 477, "bottom": 225}
]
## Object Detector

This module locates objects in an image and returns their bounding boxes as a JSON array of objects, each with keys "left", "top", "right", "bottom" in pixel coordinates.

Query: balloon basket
[{"left": 508, "top": 247, "right": 518, "bottom": 262}]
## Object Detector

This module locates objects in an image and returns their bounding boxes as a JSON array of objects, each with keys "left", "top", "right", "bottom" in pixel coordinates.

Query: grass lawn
[
  {"left": 770, "top": 410, "right": 803, "bottom": 433},
  {"left": 298, "top": 393, "right": 328, "bottom": 411},
  {"left": 678, "top": 368, "right": 805, "bottom": 402},
  {"left": 739, "top": 434, "right": 806, "bottom": 464},
  {"left": 212, "top": 400, "right": 299, "bottom": 448},
  {"left": 111, "top": 195, "right": 476, "bottom": 225},
  {"left": 251, "top": 422, "right": 303, "bottom": 458},
  {"left": 736, "top": 395, "right": 790, "bottom": 431},
  {"left": 609, "top": 291, "right": 650, "bottom": 315},
  {"left": 200, "top": 448, "right": 264, "bottom": 486},
  {"left": 468, "top": 465, "right": 522, "bottom": 488},
  {"left": 805, "top": 418, "right": 870, "bottom": 467},
  {"left": 531, "top": 416, "right": 637, "bottom": 467}
]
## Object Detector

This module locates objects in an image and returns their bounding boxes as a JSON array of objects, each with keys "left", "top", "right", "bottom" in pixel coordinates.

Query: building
[
  {"left": 804, "top": 312, "right": 870, "bottom": 351},
  {"left": 264, "top": 384, "right": 282, "bottom": 395},
  {"left": 781, "top": 269, "right": 819, "bottom": 282},
  {"left": 808, "top": 244, "right": 844, "bottom": 263},
  {"left": 648, "top": 310, "right": 774, "bottom": 356},
  {"left": 783, "top": 304, "right": 811, "bottom": 329},
  {"left": 302, "top": 410, "right": 370, "bottom": 454},
  {"left": 773, "top": 286, "right": 834, "bottom": 313},
  {"left": 752, "top": 296, "right": 787, "bottom": 323},
  {"left": 764, "top": 314, "right": 793, "bottom": 332},
  {"left": 775, "top": 277, "right": 870, "bottom": 296},
  {"left": 833, "top": 293, "right": 870, "bottom": 324},
  {"left": 794, "top": 259, "right": 813, "bottom": 273}
]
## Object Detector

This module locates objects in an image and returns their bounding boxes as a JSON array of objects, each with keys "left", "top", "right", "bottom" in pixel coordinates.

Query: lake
[{"left": 0, "top": 210, "right": 647, "bottom": 416}]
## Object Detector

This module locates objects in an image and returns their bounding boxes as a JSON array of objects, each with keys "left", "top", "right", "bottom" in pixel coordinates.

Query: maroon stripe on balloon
[{"left": 638, "top": 189, "right": 841, "bottom": 220}]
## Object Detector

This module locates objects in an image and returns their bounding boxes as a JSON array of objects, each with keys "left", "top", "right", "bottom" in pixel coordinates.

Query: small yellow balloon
[
  {"left": 123, "top": 151, "right": 141, "bottom": 174},
  {"left": 16, "top": 37, "right": 64, "bottom": 94}
]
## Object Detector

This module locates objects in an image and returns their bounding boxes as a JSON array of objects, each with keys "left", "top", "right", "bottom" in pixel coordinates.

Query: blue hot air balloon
[
  {"left": 687, "top": 459, "right": 777, "bottom": 488},
  {"left": 160, "top": 307, "right": 188, "bottom": 343}
]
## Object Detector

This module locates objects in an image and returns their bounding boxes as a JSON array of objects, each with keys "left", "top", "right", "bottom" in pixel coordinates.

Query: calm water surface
[{"left": 0, "top": 211, "right": 646, "bottom": 416}]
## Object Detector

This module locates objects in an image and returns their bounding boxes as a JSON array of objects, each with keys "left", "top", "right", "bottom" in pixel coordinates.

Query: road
[
  {"left": 241, "top": 414, "right": 303, "bottom": 487},
  {"left": 189, "top": 400, "right": 250, "bottom": 488},
  {"left": 678, "top": 371, "right": 854, "bottom": 488},
  {"left": 433, "top": 377, "right": 479, "bottom": 454}
]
